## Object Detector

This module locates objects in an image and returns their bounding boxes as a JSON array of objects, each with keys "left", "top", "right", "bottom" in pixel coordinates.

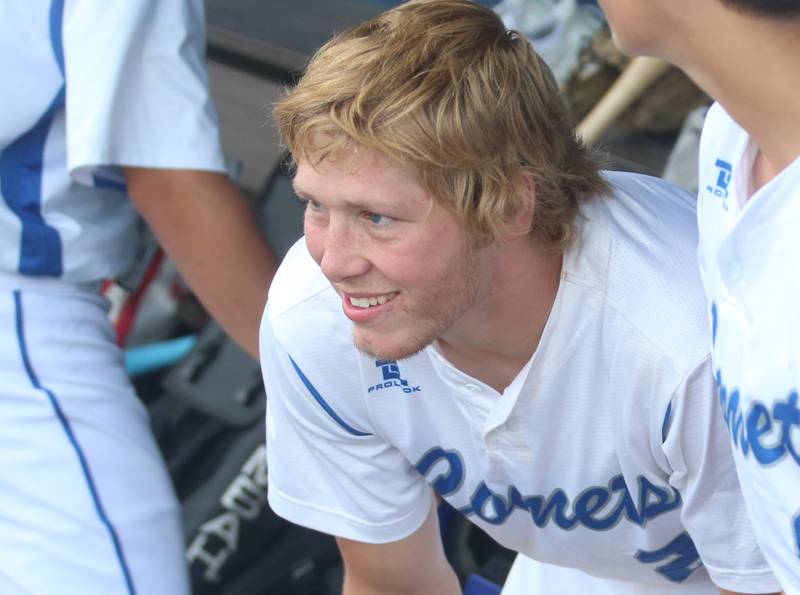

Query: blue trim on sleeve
[
  {"left": 50, "top": 0, "right": 65, "bottom": 76},
  {"left": 92, "top": 175, "right": 128, "bottom": 193},
  {"left": 13, "top": 291, "right": 136, "bottom": 595},
  {"left": 0, "top": 0, "right": 67, "bottom": 277},
  {"left": 288, "top": 355, "right": 373, "bottom": 437},
  {"left": 0, "top": 90, "right": 65, "bottom": 277}
]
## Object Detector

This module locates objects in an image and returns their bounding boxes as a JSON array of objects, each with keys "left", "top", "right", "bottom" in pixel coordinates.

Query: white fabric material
[
  {"left": 262, "top": 171, "right": 778, "bottom": 592},
  {"left": 697, "top": 102, "right": 800, "bottom": 594},
  {"left": 0, "top": 0, "right": 225, "bottom": 283},
  {"left": 0, "top": 287, "right": 188, "bottom": 595}
]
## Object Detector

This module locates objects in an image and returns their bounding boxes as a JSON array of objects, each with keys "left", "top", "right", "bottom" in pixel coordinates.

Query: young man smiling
[{"left": 259, "top": 1, "right": 779, "bottom": 593}]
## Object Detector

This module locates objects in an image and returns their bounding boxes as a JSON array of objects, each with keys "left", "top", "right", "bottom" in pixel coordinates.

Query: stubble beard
[{"left": 353, "top": 243, "right": 482, "bottom": 362}]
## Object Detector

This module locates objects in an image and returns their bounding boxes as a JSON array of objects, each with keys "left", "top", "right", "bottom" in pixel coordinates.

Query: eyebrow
[
  {"left": 291, "top": 183, "right": 385, "bottom": 212},
  {"left": 290, "top": 180, "right": 430, "bottom": 217},
  {"left": 291, "top": 182, "right": 314, "bottom": 202}
]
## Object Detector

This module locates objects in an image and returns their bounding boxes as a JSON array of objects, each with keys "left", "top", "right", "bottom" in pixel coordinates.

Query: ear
[{"left": 509, "top": 172, "right": 536, "bottom": 237}]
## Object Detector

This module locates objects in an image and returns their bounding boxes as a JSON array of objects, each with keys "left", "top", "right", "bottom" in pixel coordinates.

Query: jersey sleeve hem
[
  {"left": 705, "top": 563, "right": 782, "bottom": 594},
  {"left": 268, "top": 479, "right": 431, "bottom": 545},
  {"left": 68, "top": 145, "right": 226, "bottom": 179}
]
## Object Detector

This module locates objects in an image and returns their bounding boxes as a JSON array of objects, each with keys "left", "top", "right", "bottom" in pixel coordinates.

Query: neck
[
  {"left": 438, "top": 234, "right": 562, "bottom": 393},
  {"left": 674, "top": 10, "right": 800, "bottom": 176}
]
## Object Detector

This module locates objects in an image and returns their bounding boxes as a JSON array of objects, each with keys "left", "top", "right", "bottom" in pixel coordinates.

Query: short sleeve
[
  {"left": 62, "top": 0, "right": 225, "bottom": 178},
  {"left": 662, "top": 356, "right": 781, "bottom": 593},
  {"left": 260, "top": 314, "right": 432, "bottom": 544}
]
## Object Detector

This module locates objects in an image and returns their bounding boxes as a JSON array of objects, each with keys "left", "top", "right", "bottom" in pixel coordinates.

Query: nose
[{"left": 308, "top": 217, "right": 370, "bottom": 283}]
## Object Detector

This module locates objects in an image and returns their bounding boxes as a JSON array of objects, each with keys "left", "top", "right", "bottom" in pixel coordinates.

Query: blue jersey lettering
[{"left": 636, "top": 532, "right": 702, "bottom": 583}]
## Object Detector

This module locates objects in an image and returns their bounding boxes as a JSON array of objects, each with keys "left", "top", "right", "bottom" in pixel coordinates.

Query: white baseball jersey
[
  {"left": 698, "top": 102, "right": 800, "bottom": 592},
  {"left": 262, "top": 171, "right": 779, "bottom": 592},
  {"left": 0, "top": 1, "right": 225, "bottom": 593},
  {"left": 0, "top": 0, "right": 225, "bottom": 284}
]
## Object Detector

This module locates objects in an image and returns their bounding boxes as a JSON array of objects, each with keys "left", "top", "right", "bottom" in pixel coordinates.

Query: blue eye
[
  {"left": 365, "top": 212, "right": 394, "bottom": 226},
  {"left": 299, "top": 198, "right": 325, "bottom": 216}
]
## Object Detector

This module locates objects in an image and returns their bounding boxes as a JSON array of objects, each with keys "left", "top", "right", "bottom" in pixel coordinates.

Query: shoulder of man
[
  {"left": 267, "top": 239, "right": 337, "bottom": 320},
  {"left": 264, "top": 238, "right": 360, "bottom": 386},
  {"left": 591, "top": 171, "right": 710, "bottom": 373}
]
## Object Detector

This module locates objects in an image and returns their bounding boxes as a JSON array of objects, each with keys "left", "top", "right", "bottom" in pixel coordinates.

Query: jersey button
[
  {"left": 464, "top": 383, "right": 483, "bottom": 393},
  {"left": 727, "top": 260, "right": 742, "bottom": 282}
]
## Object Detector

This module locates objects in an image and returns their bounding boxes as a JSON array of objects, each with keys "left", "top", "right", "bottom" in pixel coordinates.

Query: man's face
[{"left": 293, "top": 148, "right": 485, "bottom": 361}]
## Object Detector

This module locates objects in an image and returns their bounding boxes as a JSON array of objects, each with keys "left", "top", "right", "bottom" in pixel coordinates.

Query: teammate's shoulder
[
  {"left": 266, "top": 238, "right": 337, "bottom": 321},
  {"left": 699, "top": 102, "right": 748, "bottom": 159},
  {"left": 704, "top": 102, "right": 735, "bottom": 132}
]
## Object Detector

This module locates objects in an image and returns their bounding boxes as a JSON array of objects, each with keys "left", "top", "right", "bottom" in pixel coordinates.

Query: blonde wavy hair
[{"left": 275, "top": 0, "right": 609, "bottom": 247}]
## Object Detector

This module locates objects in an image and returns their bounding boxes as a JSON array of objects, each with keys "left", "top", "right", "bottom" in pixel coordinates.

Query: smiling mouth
[{"left": 347, "top": 292, "right": 398, "bottom": 309}]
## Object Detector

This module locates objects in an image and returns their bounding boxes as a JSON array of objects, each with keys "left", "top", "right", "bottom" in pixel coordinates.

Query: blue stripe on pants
[{"left": 13, "top": 290, "right": 136, "bottom": 594}]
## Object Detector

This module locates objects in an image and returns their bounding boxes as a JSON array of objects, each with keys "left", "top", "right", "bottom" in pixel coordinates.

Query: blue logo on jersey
[
  {"left": 710, "top": 303, "right": 718, "bottom": 347},
  {"left": 416, "top": 447, "right": 702, "bottom": 582},
  {"left": 367, "top": 360, "right": 421, "bottom": 394},
  {"left": 713, "top": 159, "right": 732, "bottom": 194},
  {"left": 716, "top": 370, "right": 800, "bottom": 467},
  {"left": 636, "top": 532, "right": 702, "bottom": 583},
  {"left": 716, "top": 372, "right": 800, "bottom": 558},
  {"left": 705, "top": 158, "right": 733, "bottom": 209},
  {"left": 712, "top": 301, "right": 800, "bottom": 557},
  {"left": 415, "top": 447, "right": 682, "bottom": 530},
  {"left": 711, "top": 304, "right": 800, "bottom": 467}
]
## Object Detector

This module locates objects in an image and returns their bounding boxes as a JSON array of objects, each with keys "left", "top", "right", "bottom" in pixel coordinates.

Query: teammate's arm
[
  {"left": 336, "top": 498, "right": 461, "bottom": 595},
  {"left": 123, "top": 166, "right": 277, "bottom": 359}
]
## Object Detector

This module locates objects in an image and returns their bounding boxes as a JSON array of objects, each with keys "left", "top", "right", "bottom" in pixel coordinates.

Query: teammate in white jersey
[
  {"left": 0, "top": 1, "right": 275, "bottom": 593},
  {"left": 260, "top": 1, "right": 779, "bottom": 593},
  {"left": 596, "top": 0, "right": 800, "bottom": 591}
]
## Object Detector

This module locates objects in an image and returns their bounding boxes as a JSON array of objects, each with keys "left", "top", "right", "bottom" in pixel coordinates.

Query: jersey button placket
[
  {"left": 483, "top": 386, "right": 521, "bottom": 445},
  {"left": 464, "top": 382, "right": 482, "bottom": 394},
  {"left": 716, "top": 228, "right": 747, "bottom": 296},
  {"left": 727, "top": 260, "right": 742, "bottom": 283}
]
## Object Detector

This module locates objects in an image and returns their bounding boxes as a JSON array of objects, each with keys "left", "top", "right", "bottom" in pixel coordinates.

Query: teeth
[{"left": 349, "top": 294, "right": 394, "bottom": 309}]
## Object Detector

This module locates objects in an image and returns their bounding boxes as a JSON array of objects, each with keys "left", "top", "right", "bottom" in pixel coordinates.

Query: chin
[
  {"left": 353, "top": 329, "right": 430, "bottom": 362},
  {"left": 609, "top": 27, "right": 663, "bottom": 58}
]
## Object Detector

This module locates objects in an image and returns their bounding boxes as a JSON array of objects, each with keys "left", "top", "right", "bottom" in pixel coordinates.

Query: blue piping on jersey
[
  {"left": 661, "top": 401, "right": 673, "bottom": 443},
  {"left": 288, "top": 355, "right": 373, "bottom": 437},
  {"left": 13, "top": 291, "right": 136, "bottom": 595},
  {"left": 93, "top": 175, "right": 127, "bottom": 193},
  {"left": 50, "top": 0, "right": 65, "bottom": 76},
  {"left": 0, "top": 0, "right": 66, "bottom": 277}
]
